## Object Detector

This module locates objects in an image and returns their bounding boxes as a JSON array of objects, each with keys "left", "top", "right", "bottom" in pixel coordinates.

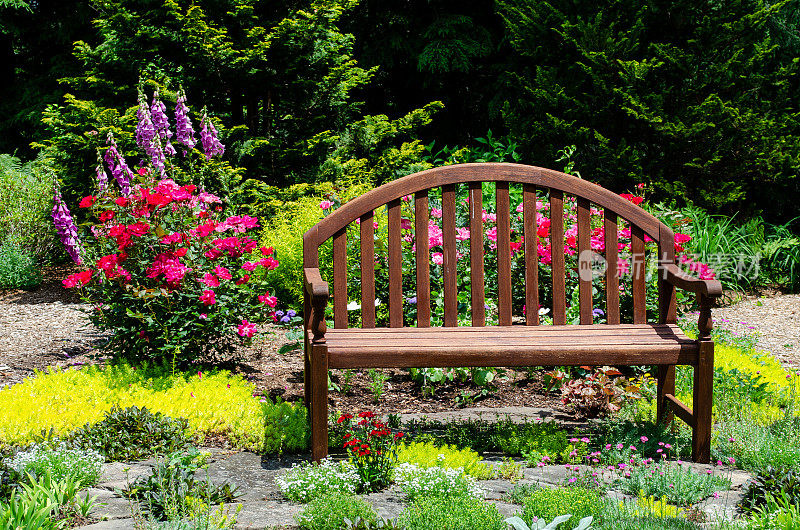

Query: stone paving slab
[{"left": 78, "top": 449, "right": 753, "bottom": 529}]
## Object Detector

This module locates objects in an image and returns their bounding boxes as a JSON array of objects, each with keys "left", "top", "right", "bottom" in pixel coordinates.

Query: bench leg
[
  {"left": 656, "top": 365, "right": 675, "bottom": 425},
  {"left": 692, "top": 341, "right": 714, "bottom": 463},
  {"left": 310, "top": 343, "right": 329, "bottom": 463}
]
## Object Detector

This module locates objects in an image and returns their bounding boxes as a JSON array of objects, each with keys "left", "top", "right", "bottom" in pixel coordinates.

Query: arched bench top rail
[{"left": 303, "top": 163, "right": 670, "bottom": 262}]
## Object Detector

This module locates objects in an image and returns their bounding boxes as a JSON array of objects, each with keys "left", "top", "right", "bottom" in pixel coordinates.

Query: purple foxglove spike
[
  {"left": 96, "top": 159, "right": 109, "bottom": 193},
  {"left": 52, "top": 186, "right": 83, "bottom": 264},
  {"left": 136, "top": 93, "right": 156, "bottom": 151},
  {"left": 105, "top": 133, "right": 132, "bottom": 195},
  {"left": 164, "top": 139, "right": 177, "bottom": 157},
  {"left": 200, "top": 113, "right": 225, "bottom": 160},
  {"left": 151, "top": 90, "right": 173, "bottom": 142},
  {"left": 175, "top": 91, "right": 196, "bottom": 150},
  {"left": 149, "top": 135, "right": 167, "bottom": 178}
]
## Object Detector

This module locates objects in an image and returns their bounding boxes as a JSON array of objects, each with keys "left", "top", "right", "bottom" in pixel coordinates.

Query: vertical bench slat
[
  {"left": 577, "top": 197, "right": 592, "bottom": 324},
  {"left": 496, "top": 182, "right": 512, "bottom": 326},
  {"left": 659, "top": 225, "right": 677, "bottom": 324},
  {"left": 360, "top": 212, "right": 375, "bottom": 328},
  {"left": 550, "top": 190, "right": 566, "bottom": 325},
  {"left": 442, "top": 184, "right": 458, "bottom": 327},
  {"left": 469, "top": 182, "right": 486, "bottom": 326},
  {"left": 415, "top": 191, "right": 431, "bottom": 328},
  {"left": 604, "top": 211, "right": 621, "bottom": 325},
  {"left": 333, "top": 227, "right": 347, "bottom": 329},
  {"left": 388, "top": 199, "right": 403, "bottom": 327},
  {"left": 631, "top": 224, "right": 647, "bottom": 324},
  {"left": 523, "top": 184, "right": 539, "bottom": 325}
]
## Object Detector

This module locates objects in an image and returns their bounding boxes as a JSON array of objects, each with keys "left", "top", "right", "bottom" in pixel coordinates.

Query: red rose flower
[{"left": 79, "top": 195, "right": 96, "bottom": 208}]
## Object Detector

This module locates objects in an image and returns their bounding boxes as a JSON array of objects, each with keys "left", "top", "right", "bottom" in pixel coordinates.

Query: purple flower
[
  {"left": 174, "top": 89, "right": 196, "bottom": 150},
  {"left": 593, "top": 308, "right": 605, "bottom": 317},
  {"left": 150, "top": 90, "right": 173, "bottom": 142},
  {"left": 280, "top": 315, "right": 291, "bottom": 323},
  {"left": 95, "top": 156, "right": 109, "bottom": 193},
  {"left": 135, "top": 92, "right": 156, "bottom": 152},
  {"left": 406, "top": 296, "right": 418, "bottom": 304},
  {"left": 286, "top": 310, "right": 297, "bottom": 318},
  {"left": 200, "top": 112, "right": 224, "bottom": 160},
  {"left": 51, "top": 185, "right": 82, "bottom": 264},
  {"left": 104, "top": 133, "right": 132, "bottom": 195}
]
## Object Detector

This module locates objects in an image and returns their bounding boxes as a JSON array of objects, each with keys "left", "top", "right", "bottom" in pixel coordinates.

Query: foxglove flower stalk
[
  {"left": 200, "top": 112, "right": 224, "bottom": 160},
  {"left": 104, "top": 133, "right": 133, "bottom": 196},
  {"left": 150, "top": 90, "right": 173, "bottom": 142},
  {"left": 174, "top": 89, "right": 196, "bottom": 150},
  {"left": 149, "top": 135, "right": 167, "bottom": 178},
  {"left": 95, "top": 154, "right": 109, "bottom": 193},
  {"left": 52, "top": 186, "right": 82, "bottom": 264},
  {"left": 135, "top": 93, "right": 156, "bottom": 152}
]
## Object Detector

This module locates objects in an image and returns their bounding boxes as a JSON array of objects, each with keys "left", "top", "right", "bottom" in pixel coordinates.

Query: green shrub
[
  {"left": 496, "top": 420, "right": 569, "bottom": 458},
  {"left": 742, "top": 466, "right": 800, "bottom": 514},
  {"left": 0, "top": 362, "right": 307, "bottom": 454},
  {"left": 748, "top": 492, "right": 800, "bottom": 530},
  {"left": 71, "top": 405, "right": 190, "bottom": 462},
  {"left": 714, "top": 414, "right": 800, "bottom": 472},
  {"left": 8, "top": 443, "right": 102, "bottom": 486},
  {"left": 123, "top": 449, "right": 238, "bottom": 521},
  {"left": 0, "top": 154, "right": 55, "bottom": 263},
  {"left": 276, "top": 458, "right": 359, "bottom": 503},
  {"left": 520, "top": 486, "right": 603, "bottom": 528},
  {"left": 0, "top": 242, "right": 40, "bottom": 290},
  {"left": 296, "top": 493, "right": 377, "bottom": 530},
  {"left": 398, "top": 494, "right": 506, "bottom": 530},
  {"left": 396, "top": 441, "right": 494, "bottom": 479}
]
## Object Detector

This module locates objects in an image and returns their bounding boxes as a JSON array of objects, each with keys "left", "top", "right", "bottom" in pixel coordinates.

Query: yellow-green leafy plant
[
  {"left": 395, "top": 441, "right": 494, "bottom": 479},
  {"left": 0, "top": 363, "right": 306, "bottom": 454},
  {"left": 621, "top": 492, "right": 686, "bottom": 519}
]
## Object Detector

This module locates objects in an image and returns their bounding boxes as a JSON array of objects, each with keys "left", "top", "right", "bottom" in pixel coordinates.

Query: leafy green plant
[
  {"left": 742, "top": 466, "right": 800, "bottom": 514},
  {"left": 0, "top": 242, "right": 41, "bottom": 290},
  {"left": 8, "top": 442, "right": 102, "bottom": 485},
  {"left": 494, "top": 457, "right": 524, "bottom": 482},
  {"left": 367, "top": 370, "right": 390, "bottom": 404},
  {"left": 617, "top": 461, "right": 730, "bottom": 506},
  {"left": 276, "top": 458, "right": 359, "bottom": 503},
  {"left": 763, "top": 219, "right": 800, "bottom": 291},
  {"left": 506, "top": 514, "right": 594, "bottom": 530},
  {"left": 546, "top": 366, "right": 642, "bottom": 417},
  {"left": 714, "top": 414, "right": 800, "bottom": 472},
  {"left": 0, "top": 471, "right": 98, "bottom": 529},
  {"left": 0, "top": 154, "right": 56, "bottom": 264},
  {"left": 71, "top": 405, "right": 190, "bottom": 462},
  {"left": 393, "top": 463, "right": 482, "bottom": 503},
  {"left": 296, "top": 492, "right": 377, "bottom": 530},
  {"left": 520, "top": 487, "right": 603, "bottom": 528},
  {"left": 748, "top": 491, "right": 800, "bottom": 530},
  {"left": 395, "top": 441, "right": 494, "bottom": 479},
  {"left": 398, "top": 493, "right": 506, "bottom": 530},
  {"left": 123, "top": 449, "right": 239, "bottom": 521},
  {"left": 344, "top": 516, "right": 403, "bottom": 530},
  {"left": 506, "top": 483, "right": 540, "bottom": 505}
]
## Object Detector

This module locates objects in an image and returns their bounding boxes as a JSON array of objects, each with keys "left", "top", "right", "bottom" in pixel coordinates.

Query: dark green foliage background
[{"left": 1, "top": 0, "right": 799, "bottom": 221}]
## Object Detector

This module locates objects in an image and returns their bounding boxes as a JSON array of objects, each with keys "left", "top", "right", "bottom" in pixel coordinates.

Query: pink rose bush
[{"left": 57, "top": 88, "right": 279, "bottom": 365}]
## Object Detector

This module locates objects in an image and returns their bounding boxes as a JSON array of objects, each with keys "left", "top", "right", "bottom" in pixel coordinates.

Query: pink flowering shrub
[{"left": 58, "top": 89, "right": 279, "bottom": 365}]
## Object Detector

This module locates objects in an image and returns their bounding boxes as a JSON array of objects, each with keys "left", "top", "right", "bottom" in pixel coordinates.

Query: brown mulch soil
[{"left": 0, "top": 266, "right": 566, "bottom": 415}]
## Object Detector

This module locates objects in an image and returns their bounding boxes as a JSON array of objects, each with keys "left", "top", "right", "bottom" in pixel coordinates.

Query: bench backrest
[{"left": 303, "top": 163, "right": 677, "bottom": 328}]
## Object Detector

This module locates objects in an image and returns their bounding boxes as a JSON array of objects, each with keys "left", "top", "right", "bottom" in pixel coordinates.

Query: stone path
[{"left": 77, "top": 447, "right": 752, "bottom": 529}]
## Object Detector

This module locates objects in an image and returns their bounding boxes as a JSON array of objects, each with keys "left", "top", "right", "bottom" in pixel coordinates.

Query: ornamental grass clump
[
  {"left": 338, "top": 411, "right": 404, "bottom": 492},
  {"left": 56, "top": 88, "right": 279, "bottom": 366}
]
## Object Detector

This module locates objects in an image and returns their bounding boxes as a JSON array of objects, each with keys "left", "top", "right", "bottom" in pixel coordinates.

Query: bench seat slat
[{"left": 326, "top": 324, "right": 699, "bottom": 368}]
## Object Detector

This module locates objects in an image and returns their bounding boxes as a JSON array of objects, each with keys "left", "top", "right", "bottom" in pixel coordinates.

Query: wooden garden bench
[{"left": 302, "top": 163, "right": 721, "bottom": 463}]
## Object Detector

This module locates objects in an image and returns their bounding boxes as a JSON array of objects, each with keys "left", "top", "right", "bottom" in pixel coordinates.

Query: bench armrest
[
  {"left": 304, "top": 267, "right": 329, "bottom": 301},
  {"left": 304, "top": 268, "right": 328, "bottom": 343},
  {"left": 663, "top": 264, "right": 722, "bottom": 297},
  {"left": 663, "top": 264, "right": 720, "bottom": 340}
]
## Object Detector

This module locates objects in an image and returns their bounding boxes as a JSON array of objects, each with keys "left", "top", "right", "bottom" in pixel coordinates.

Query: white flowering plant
[
  {"left": 276, "top": 457, "right": 359, "bottom": 503},
  {"left": 8, "top": 442, "right": 103, "bottom": 486},
  {"left": 392, "top": 462, "right": 484, "bottom": 503}
]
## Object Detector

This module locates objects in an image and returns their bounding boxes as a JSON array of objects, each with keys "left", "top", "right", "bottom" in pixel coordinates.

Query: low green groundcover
[{"left": 0, "top": 362, "right": 307, "bottom": 453}]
